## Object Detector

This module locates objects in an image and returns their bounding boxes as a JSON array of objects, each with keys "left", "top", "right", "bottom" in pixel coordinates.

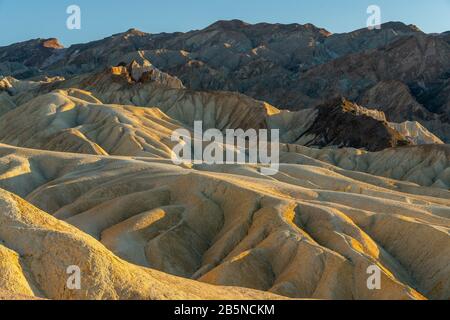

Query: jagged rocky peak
[
  {"left": 342, "top": 21, "right": 422, "bottom": 36},
  {"left": 127, "top": 59, "right": 155, "bottom": 82},
  {"left": 319, "top": 97, "right": 386, "bottom": 120},
  {"left": 301, "top": 23, "right": 332, "bottom": 36},
  {"left": 205, "top": 19, "right": 331, "bottom": 36},
  {"left": 79, "top": 59, "right": 185, "bottom": 91},
  {"left": 302, "top": 97, "right": 411, "bottom": 151},
  {"left": 0, "top": 37, "right": 63, "bottom": 50},
  {"left": 378, "top": 21, "right": 422, "bottom": 33},
  {"left": 112, "top": 27, "right": 149, "bottom": 37},
  {"left": 206, "top": 19, "right": 251, "bottom": 30},
  {"left": 126, "top": 27, "right": 146, "bottom": 34},
  {"left": 41, "top": 38, "right": 64, "bottom": 49},
  {"left": 123, "top": 28, "right": 149, "bottom": 37},
  {"left": 0, "top": 20, "right": 448, "bottom": 143}
]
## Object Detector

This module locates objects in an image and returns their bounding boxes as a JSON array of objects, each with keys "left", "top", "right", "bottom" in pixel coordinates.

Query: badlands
[{"left": 0, "top": 20, "right": 449, "bottom": 300}]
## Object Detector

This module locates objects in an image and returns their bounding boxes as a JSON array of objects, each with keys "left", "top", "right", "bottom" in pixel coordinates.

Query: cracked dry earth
[{"left": 0, "top": 142, "right": 449, "bottom": 300}]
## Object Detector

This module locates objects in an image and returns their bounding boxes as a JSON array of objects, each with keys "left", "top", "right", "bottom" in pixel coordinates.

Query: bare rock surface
[
  {"left": 1, "top": 72, "right": 441, "bottom": 153},
  {"left": 0, "top": 144, "right": 448, "bottom": 300},
  {"left": 0, "top": 185, "right": 285, "bottom": 300},
  {"left": 0, "top": 20, "right": 449, "bottom": 301},
  {"left": 1, "top": 20, "right": 448, "bottom": 141}
]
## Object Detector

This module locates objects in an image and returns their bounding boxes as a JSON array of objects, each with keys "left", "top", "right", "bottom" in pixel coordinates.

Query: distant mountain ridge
[{"left": 1, "top": 19, "right": 449, "bottom": 143}]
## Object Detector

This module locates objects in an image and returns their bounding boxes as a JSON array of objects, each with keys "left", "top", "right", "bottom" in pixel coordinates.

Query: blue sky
[{"left": 0, "top": 0, "right": 449, "bottom": 47}]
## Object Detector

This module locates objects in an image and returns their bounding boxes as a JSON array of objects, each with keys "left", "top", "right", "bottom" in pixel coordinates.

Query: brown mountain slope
[
  {"left": 287, "top": 97, "right": 410, "bottom": 151},
  {"left": 0, "top": 69, "right": 441, "bottom": 154},
  {"left": 0, "top": 38, "right": 64, "bottom": 78},
  {"left": 288, "top": 34, "right": 450, "bottom": 141},
  {"left": 1, "top": 21, "right": 448, "bottom": 141}
]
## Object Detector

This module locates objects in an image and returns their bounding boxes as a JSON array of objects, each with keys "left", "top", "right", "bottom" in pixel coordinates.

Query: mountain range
[
  {"left": 1, "top": 19, "right": 449, "bottom": 143},
  {"left": 0, "top": 20, "right": 449, "bottom": 300}
]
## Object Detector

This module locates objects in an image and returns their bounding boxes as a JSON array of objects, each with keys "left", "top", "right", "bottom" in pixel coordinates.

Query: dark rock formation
[{"left": 299, "top": 98, "right": 410, "bottom": 151}]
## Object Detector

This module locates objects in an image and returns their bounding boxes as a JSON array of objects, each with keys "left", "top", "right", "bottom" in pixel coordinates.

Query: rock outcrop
[
  {"left": 281, "top": 98, "right": 410, "bottom": 151},
  {"left": 1, "top": 20, "right": 448, "bottom": 142},
  {"left": 0, "top": 73, "right": 443, "bottom": 154}
]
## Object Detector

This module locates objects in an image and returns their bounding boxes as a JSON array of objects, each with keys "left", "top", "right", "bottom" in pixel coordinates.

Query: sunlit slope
[
  {"left": 0, "top": 89, "right": 185, "bottom": 158},
  {"left": 0, "top": 144, "right": 448, "bottom": 300},
  {"left": 2, "top": 66, "right": 442, "bottom": 151},
  {"left": 281, "top": 144, "right": 450, "bottom": 189},
  {"left": 0, "top": 186, "right": 285, "bottom": 300}
]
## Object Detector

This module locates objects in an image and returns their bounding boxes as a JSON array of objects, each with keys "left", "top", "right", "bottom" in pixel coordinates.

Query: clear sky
[{"left": 0, "top": 0, "right": 449, "bottom": 47}]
